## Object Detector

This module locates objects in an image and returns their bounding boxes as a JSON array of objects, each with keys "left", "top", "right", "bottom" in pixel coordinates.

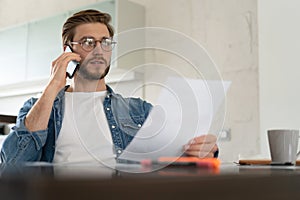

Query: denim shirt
[{"left": 0, "top": 85, "right": 152, "bottom": 164}]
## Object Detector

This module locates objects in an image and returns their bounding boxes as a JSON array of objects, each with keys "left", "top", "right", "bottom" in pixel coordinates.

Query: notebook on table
[{"left": 238, "top": 159, "right": 300, "bottom": 166}]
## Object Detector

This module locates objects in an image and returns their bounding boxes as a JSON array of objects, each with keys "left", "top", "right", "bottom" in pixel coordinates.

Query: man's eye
[
  {"left": 102, "top": 39, "right": 112, "bottom": 46},
  {"left": 84, "top": 39, "right": 95, "bottom": 46}
]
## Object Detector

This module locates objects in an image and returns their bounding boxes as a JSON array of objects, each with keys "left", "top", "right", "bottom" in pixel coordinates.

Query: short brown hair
[{"left": 62, "top": 9, "right": 114, "bottom": 46}]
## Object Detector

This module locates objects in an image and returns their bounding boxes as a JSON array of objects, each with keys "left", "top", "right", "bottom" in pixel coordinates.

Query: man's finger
[
  {"left": 189, "top": 134, "right": 217, "bottom": 144},
  {"left": 185, "top": 143, "right": 218, "bottom": 152}
]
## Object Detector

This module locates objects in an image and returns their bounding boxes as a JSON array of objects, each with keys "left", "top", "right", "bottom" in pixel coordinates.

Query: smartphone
[{"left": 65, "top": 46, "right": 79, "bottom": 79}]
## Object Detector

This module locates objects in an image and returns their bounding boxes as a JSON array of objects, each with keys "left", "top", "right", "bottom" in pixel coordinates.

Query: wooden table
[{"left": 0, "top": 163, "right": 300, "bottom": 200}]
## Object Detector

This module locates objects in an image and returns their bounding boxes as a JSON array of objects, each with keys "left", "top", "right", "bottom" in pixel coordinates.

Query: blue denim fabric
[{"left": 0, "top": 85, "right": 152, "bottom": 164}]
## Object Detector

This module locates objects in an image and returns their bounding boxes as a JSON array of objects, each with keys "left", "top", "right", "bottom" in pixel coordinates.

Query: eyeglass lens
[{"left": 81, "top": 37, "right": 115, "bottom": 52}]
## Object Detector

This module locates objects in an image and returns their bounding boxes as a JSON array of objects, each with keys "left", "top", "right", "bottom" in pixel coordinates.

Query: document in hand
[{"left": 119, "top": 77, "right": 231, "bottom": 162}]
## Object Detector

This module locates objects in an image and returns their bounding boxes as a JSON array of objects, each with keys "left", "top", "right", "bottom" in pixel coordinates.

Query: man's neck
[{"left": 68, "top": 77, "right": 107, "bottom": 92}]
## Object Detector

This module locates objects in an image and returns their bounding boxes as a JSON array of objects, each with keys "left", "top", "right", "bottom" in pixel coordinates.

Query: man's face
[{"left": 72, "top": 23, "right": 112, "bottom": 80}]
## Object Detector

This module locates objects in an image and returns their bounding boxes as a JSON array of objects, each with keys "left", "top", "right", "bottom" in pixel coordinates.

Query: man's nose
[{"left": 92, "top": 41, "right": 103, "bottom": 55}]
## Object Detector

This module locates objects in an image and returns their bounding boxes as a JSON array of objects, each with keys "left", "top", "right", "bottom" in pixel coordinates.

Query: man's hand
[
  {"left": 184, "top": 134, "right": 218, "bottom": 158},
  {"left": 50, "top": 51, "right": 81, "bottom": 92},
  {"left": 25, "top": 51, "right": 81, "bottom": 132}
]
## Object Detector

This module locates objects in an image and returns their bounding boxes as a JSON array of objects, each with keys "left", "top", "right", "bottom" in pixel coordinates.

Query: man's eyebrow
[
  {"left": 78, "top": 36, "right": 95, "bottom": 41},
  {"left": 78, "top": 36, "right": 111, "bottom": 41}
]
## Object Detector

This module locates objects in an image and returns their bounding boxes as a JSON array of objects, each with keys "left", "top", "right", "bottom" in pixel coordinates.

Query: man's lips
[
  {"left": 80, "top": 57, "right": 108, "bottom": 68},
  {"left": 90, "top": 60, "right": 105, "bottom": 65}
]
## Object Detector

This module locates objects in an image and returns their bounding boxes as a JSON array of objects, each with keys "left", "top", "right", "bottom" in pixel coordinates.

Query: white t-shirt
[{"left": 53, "top": 91, "right": 115, "bottom": 166}]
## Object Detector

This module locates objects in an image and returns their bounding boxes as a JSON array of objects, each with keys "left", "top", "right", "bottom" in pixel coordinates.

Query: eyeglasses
[{"left": 70, "top": 37, "right": 117, "bottom": 52}]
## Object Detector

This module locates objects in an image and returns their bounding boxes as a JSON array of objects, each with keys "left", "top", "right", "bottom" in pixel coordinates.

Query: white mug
[{"left": 268, "top": 129, "right": 300, "bottom": 165}]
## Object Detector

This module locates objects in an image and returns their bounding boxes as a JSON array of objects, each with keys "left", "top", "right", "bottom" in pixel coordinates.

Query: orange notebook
[{"left": 141, "top": 157, "right": 220, "bottom": 169}]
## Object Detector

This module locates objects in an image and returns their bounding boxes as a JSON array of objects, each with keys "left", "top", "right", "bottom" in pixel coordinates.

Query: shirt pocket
[{"left": 119, "top": 117, "right": 144, "bottom": 138}]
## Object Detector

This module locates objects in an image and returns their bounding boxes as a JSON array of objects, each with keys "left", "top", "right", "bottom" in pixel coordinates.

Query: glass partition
[{"left": 0, "top": 25, "right": 27, "bottom": 85}]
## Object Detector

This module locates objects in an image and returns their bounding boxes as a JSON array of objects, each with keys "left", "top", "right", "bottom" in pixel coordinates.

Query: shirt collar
[{"left": 55, "top": 84, "right": 115, "bottom": 101}]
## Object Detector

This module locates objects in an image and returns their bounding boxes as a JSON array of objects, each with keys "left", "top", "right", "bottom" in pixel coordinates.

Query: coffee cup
[{"left": 268, "top": 129, "right": 300, "bottom": 165}]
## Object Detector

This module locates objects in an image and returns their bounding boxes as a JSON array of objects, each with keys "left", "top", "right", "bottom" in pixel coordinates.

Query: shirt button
[
  {"left": 106, "top": 107, "right": 110, "bottom": 111},
  {"left": 117, "top": 149, "right": 122, "bottom": 154},
  {"left": 106, "top": 95, "right": 110, "bottom": 98},
  {"left": 138, "top": 124, "right": 142, "bottom": 127},
  {"left": 111, "top": 125, "right": 116, "bottom": 129}
]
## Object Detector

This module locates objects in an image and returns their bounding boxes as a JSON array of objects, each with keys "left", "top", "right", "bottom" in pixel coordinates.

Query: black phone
[{"left": 65, "top": 46, "right": 79, "bottom": 79}]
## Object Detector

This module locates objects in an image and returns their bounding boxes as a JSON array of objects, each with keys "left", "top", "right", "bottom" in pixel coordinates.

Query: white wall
[
  {"left": 0, "top": 0, "right": 108, "bottom": 29},
  {"left": 0, "top": 0, "right": 259, "bottom": 162},
  {"left": 258, "top": 0, "right": 300, "bottom": 157},
  {"left": 131, "top": 0, "right": 259, "bottom": 162}
]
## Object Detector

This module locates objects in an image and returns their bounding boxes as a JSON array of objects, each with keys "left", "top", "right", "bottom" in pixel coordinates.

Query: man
[{"left": 0, "top": 9, "right": 218, "bottom": 164}]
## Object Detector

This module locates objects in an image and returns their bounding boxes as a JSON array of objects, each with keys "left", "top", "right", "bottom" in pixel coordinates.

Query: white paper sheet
[{"left": 119, "top": 78, "right": 230, "bottom": 161}]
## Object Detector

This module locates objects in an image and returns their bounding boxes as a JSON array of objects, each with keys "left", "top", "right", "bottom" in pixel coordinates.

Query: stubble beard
[{"left": 77, "top": 57, "right": 111, "bottom": 80}]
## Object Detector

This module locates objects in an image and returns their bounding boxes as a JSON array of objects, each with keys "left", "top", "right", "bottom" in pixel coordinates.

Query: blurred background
[{"left": 0, "top": 0, "right": 299, "bottom": 162}]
